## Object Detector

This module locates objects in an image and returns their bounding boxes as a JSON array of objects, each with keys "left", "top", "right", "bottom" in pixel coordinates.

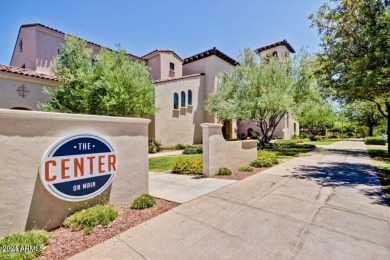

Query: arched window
[
  {"left": 188, "top": 90, "right": 192, "bottom": 105},
  {"left": 173, "top": 93, "right": 178, "bottom": 109},
  {"left": 181, "top": 91, "right": 186, "bottom": 107},
  {"left": 272, "top": 51, "right": 278, "bottom": 57}
]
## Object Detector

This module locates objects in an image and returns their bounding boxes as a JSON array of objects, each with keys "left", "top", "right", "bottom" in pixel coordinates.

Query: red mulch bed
[
  {"left": 39, "top": 198, "right": 178, "bottom": 260},
  {"left": 212, "top": 167, "right": 269, "bottom": 180}
]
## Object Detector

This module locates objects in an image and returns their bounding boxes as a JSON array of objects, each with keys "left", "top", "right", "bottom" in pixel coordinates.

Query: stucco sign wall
[
  {"left": 39, "top": 134, "right": 118, "bottom": 202},
  {"left": 0, "top": 109, "right": 150, "bottom": 237}
]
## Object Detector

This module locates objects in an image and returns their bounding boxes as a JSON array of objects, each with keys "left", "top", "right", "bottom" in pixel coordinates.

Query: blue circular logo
[{"left": 39, "top": 134, "right": 118, "bottom": 201}]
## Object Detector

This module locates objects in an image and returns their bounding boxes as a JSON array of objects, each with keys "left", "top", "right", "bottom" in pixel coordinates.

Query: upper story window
[
  {"left": 188, "top": 90, "right": 192, "bottom": 105},
  {"left": 173, "top": 93, "right": 179, "bottom": 109},
  {"left": 272, "top": 51, "right": 278, "bottom": 59},
  {"left": 18, "top": 38, "right": 23, "bottom": 52},
  {"left": 181, "top": 91, "right": 186, "bottom": 107},
  {"left": 170, "top": 62, "right": 175, "bottom": 71},
  {"left": 91, "top": 59, "right": 96, "bottom": 66}
]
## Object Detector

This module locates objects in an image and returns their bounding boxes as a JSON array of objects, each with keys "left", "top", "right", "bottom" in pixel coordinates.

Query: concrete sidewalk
[
  {"left": 70, "top": 141, "right": 390, "bottom": 259},
  {"left": 149, "top": 172, "right": 236, "bottom": 203}
]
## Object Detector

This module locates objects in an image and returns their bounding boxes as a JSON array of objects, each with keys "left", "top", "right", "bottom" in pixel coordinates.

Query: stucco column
[{"left": 201, "top": 123, "right": 223, "bottom": 177}]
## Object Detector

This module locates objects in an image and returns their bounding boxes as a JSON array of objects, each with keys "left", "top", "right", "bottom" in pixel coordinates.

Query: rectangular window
[
  {"left": 91, "top": 59, "right": 96, "bottom": 66},
  {"left": 170, "top": 62, "right": 175, "bottom": 71}
]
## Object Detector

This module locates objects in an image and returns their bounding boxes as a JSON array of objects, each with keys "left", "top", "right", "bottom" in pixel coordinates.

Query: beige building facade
[{"left": 0, "top": 23, "right": 299, "bottom": 145}]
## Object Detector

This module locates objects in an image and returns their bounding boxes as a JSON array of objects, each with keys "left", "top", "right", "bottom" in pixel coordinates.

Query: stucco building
[{"left": 0, "top": 23, "right": 299, "bottom": 145}]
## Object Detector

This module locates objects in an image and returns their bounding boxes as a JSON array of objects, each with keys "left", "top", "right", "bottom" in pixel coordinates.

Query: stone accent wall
[{"left": 201, "top": 123, "right": 257, "bottom": 177}]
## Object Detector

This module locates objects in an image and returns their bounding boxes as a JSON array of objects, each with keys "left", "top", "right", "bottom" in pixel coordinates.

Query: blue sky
[{"left": 0, "top": 0, "right": 323, "bottom": 65}]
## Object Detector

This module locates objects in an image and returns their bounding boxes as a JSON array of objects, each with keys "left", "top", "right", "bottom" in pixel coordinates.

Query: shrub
[
  {"left": 161, "top": 143, "right": 190, "bottom": 151},
  {"left": 300, "top": 132, "right": 309, "bottom": 139},
  {"left": 239, "top": 166, "right": 253, "bottom": 172},
  {"left": 63, "top": 204, "right": 118, "bottom": 234},
  {"left": 175, "top": 143, "right": 187, "bottom": 149},
  {"left": 148, "top": 140, "right": 162, "bottom": 153},
  {"left": 364, "top": 137, "right": 387, "bottom": 145},
  {"left": 330, "top": 135, "right": 338, "bottom": 139},
  {"left": 131, "top": 194, "right": 156, "bottom": 209},
  {"left": 250, "top": 159, "right": 273, "bottom": 167},
  {"left": 172, "top": 156, "right": 203, "bottom": 175},
  {"left": 257, "top": 150, "right": 279, "bottom": 165},
  {"left": 217, "top": 167, "right": 232, "bottom": 175},
  {"left": 183, "top": 145, "right": 203, "bottom": 154},
  {"left": 0, "top": 230, "right": 50, "bottom": 259}
]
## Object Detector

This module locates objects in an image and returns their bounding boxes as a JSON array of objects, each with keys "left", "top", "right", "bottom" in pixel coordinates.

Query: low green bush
[
  {"left": 0, "top": 230, "right": 50, "bottom": 259},
  {"left": 239, "top": 166, "right": 253, "bottom": 172},
  {"left": 183, "top": 145, "right": 203, "bottom": 154},
  {"left": 161, "top": 143, "right": 191, "bottom": 150},
  {"left": 148, "top": 140, "right": 162, "bottom": 153},
  {"left": 364, "top": 137, "right": 387, "bottom": 145},
  {"left": 172, "top": 156, "right": 203, "bottom": 175},
  {"left": 63, "top": 204, "right": 118, "bottom": 234},
  {"left": 257, "top": 150, "right": 279, "bottom": 165},
  {"left": 217, "top": 167, "right": 232, "bottom": 175},
  {"left": 131, "top": 194, "right": 156, "bottom": 210},
  {"left": 250, "top": 159, "right": 273, "bottom": 167},
  {"left": 277, "top": 138, "right": 309, "bottom": 144}
]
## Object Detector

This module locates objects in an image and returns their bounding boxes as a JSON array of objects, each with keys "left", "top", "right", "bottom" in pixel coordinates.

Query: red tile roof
[
  {"left": 255, "top": 40, "right": 295, "bottom": 54},
  {"left": 183, "top": 47, "right": 238, "bottom": 66},
  {"left": 20, "top": 23, "right": 144, "bottom": 61},
  {"left": 154, "top": 73, "right": 205, "bottom": 84},
  {"left": 142, "top": 49, "right": 183, "bottom": 61},
  {"left": 0, "top": 64, "right": 58, "bottom": 81}
]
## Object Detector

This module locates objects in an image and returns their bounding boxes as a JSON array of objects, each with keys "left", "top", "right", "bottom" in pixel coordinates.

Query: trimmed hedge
[
  {"left": 250, "top": 159, "right": 273, "bottom": 167},
  {"left": 172, "top": 156, "right": 203, "bottom": 175},
  {"left": 364, "top": 137, "right": 387, "bottom": 145},
  {"left": 161, "top": 143, "right": 188, "bottom": 150},
  {"left": 217, "top": 167, "right": 232, "bottom": 175},
  {"left": 183, "top": 145, "right": 203, "bottom": 154}
]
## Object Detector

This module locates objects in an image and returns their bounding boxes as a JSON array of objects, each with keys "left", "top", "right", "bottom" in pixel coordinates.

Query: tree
[
  {"left": 39, "top": 35, "right": 157, "bottom": 118},
  {"left": 206, "top": 48, "right": 312, "bottom": 144},
  {"left": 310, "top": 0, "right": 390, "bottom": 154},
  {"left": 345, "top": 101, "right": 384, "bottom": 136},
  {"left": 296, "top": 94, "right": 336, "bottom": 136}
]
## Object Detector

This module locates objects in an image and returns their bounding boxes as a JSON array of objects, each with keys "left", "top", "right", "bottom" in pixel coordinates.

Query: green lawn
[
  {"left": 149, "top": 154, "right": 200, "bottom": 172},
  {"left": 367, "top": 147, "right": 390, "bottom": 206},
  {"left": 262, "top": 144, "right": 317, "bottom": 160}
]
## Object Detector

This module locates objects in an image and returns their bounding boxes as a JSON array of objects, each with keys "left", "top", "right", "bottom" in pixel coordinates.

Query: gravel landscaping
[{"left": 39, "top": 198, "right": 178, "bottom": 260}]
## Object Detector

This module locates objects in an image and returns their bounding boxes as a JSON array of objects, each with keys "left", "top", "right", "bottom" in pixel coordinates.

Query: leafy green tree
[
  {"left": 310, "top": 0, "right": 390, "bottom": 153},
  {"left": 345, "top": 101, "right": 384, "bottom": 136},
  {"left": 206, "top": 48, "right": 313, "bottom": 143},
  {"left": 39, "top": 35, "right": 157, "bottom": 118},
  {"left": 296, "top": 94, "right": 336, "bottom": 136}
]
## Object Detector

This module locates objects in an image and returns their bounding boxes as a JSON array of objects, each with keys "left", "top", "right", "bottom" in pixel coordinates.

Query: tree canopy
[
  {"left": 345, "top": 101, "right": 384, "bottom": 136},
  {"left": 310, "top": 0, "right": 389, "bottom": 153},
  {"left": 206, "top": 48, "right": 313, "bottom": 143},
  {"left": 39, "top": 35, "right": 158, "bottom": 118}
]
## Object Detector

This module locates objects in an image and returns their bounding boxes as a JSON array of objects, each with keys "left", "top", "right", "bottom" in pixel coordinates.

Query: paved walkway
[
  {"left": 71, "top": 141, "right": 390, "bottom": 259},
  {"left": 149, "top": 172, "right": 236, "bottom": 203},
  {"left": 148, "top": 150, "right": 183, "bottom": 158}
]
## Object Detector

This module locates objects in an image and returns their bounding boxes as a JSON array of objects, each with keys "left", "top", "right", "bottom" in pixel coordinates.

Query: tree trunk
[
  {"left": 387, "top": 112, "right": 390, "bottom": 157},
  {"left": 368, "top": 126, "right": 374, "bottom": 136}
]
